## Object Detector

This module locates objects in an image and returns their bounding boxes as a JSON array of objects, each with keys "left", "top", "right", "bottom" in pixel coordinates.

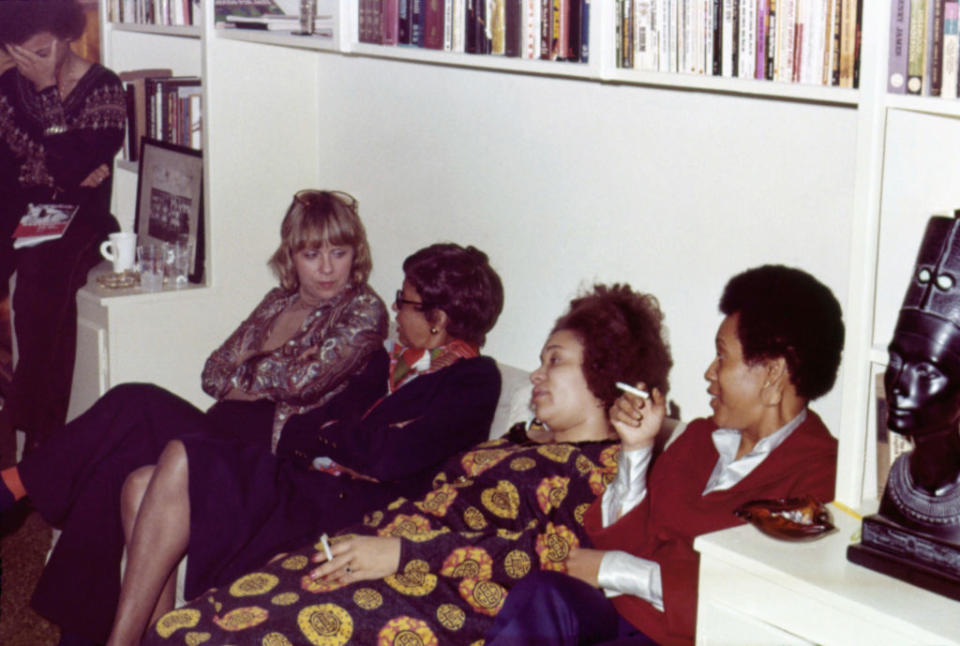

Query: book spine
[
  {"left": 383, "top": 0, "right": 400, "bottom": 44},
  {"left": 792, "top": 0, "right": 804, "bottom": 83},
  {"left": 399, "top": 0, "right": 412, "bottom": 43},
  {"left": 636, "top": 0, "right": 651, "bottom": 69},
  {"left": 739, "top": 0, "right": 755, "bottom": 77},
  {"left": 123, "top": 83, "right": 136, "bottom": 161},
  {"left": 829, "top": 0, "right": 841, "bottom": 83},
  {"left": 452, "top": 0, "right": 467, "bottom": 51},
  {"left": 806, "top": 0, "right": 826, "bottom": 85},
  {"left": 712, "top": 0, "right": 723, "bottom": 75},
  {"left": 908, "top": 0, "right": 928, "bottom": 93},
  {"left": 766, "top": 0, "right": 777, "bottom": 80},
  {"left": 567, "top": 0, "right": 582, "bottom": 61},
  {"left": 521, "top": 0, "right": 540, "bottom": 57},
  {"left": 422, "top": 0, "right": 442, "bottom": 48},
  {"left": 411, "top": 0, "right": 425, "bottom": 46},
  {"left": 777, "top": 0, "right": 795, "bottom": 82},
  {"left": 660, "top": 0, "right": 670, "bottom": 72},
  {"left": 928, "top": 0, "right": 946, "bottom": 94},
  {"left": 580, "top": 0, "right": 590, "bottom": 61},
  {"left": 944, "top": 0, "right": 959, "bottom": 97},
  {"left": 477, "top": 0, "right": 490, "bottom": 53},
  {"left": 756, "top": 0, "right": 768, "bottom": 78},
  {"left": 505, "top": 0, "right": 522, "bottom": 55},
  {"left": 722, "top": 0, "right": 734, "bottom": 76}
]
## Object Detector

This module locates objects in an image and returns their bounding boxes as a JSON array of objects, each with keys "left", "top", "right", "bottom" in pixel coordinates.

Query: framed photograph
[{"left": 134, "top": 139, "right": 204, "bottom": 283}]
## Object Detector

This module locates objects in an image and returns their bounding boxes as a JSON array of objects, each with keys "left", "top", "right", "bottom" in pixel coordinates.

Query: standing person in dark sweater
[{"left": 0, "top": 0, "right": 127, "bottom": 452}]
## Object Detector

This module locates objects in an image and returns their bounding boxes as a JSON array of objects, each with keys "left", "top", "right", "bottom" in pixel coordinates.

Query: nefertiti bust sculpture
[{"left": 848, "top": 215, "right": 960, "bottom": 599}]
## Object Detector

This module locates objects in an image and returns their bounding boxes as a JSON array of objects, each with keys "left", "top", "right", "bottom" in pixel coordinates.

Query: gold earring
[{"left": 431, "top": 327, "right": 438, "bottom": 334}]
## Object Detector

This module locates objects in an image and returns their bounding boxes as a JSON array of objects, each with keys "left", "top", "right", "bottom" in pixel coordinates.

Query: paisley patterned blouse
[
  {"left": 144, "top": 433, "right": 620, "bottom": 646},
  {"left": 201, "top": 284, "right": 388, "bottom": 452}
]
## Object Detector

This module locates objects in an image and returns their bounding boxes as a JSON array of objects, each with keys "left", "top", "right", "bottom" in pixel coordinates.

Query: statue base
[{"left": 847, "top": 513, "right": 960, "bottom": 602}]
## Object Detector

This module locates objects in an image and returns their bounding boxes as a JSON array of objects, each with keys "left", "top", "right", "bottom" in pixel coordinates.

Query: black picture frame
[{"left": 134, "top": 138, "right": 204, "bottom": 283}]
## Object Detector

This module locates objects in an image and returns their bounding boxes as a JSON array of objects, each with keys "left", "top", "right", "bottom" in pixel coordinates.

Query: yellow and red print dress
[{"left": 144, "top": 432, "right": 619, "bottom": 646}]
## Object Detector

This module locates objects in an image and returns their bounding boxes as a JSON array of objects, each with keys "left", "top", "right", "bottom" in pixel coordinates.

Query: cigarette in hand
[
  {"left": 320, "top": 533, "right": 333, "bottom": 562},
  {"left": 615, "top": 382, "right": 650, "bottom": 400}
]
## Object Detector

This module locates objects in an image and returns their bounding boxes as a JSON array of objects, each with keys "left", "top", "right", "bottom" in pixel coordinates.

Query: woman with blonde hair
[{"left": 0, "top": 189, "right": 388, "bottom": 646}]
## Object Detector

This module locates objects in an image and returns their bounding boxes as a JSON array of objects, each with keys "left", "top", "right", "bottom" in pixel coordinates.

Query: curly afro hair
[
  {"left": 552, "top": 283, "right": 672, "bottom": 408},
  {"left": 720, "top": 264, "right": 844, "bottom": 401}
]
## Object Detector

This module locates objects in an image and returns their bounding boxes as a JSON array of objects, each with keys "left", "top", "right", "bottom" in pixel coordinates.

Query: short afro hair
[
  {"left": 0, "top": 1, "right": 87, "bottom": 46},
  {"left": 403, "top": 243, "right": 504, "bottom": 347},
  {"left": 552, "top": 284, "right": 672, "bottom": 408},
  {"left": 720, "top": 264, "right": 844, "bottom": 401}
]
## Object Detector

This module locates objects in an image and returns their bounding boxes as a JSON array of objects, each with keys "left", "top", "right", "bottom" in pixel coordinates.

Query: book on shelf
[
  {"left": 119, "top": 68, "right": 174, "bottom": 162},
  {"left": 612, "top": 0, "right": 859, "bottom": 86},
  {"left": 927, "top": 0, "right": 946, "bottom": 95},
  {"left": 908, "top": 0, "right": 928, "bottom": 93},
  {"left": 131, "top": 76, "right": 203, "bottom": 154},
  {"left": 886, "top": 0, "right": 960, "bottom": 97},
  {"left": 214, "top": 0, "right": 284, "bottom": 21},
  {"left": 943, "top": 1, "right": 959, "bottom": 98},
  {"left": 360, "top": 0, "right": 586, "bottom": 61},
  {"left": 109, "top": 0, "right": 199, "bottom": 26},
  {"left": 12, "top": 203, "right": 78, "bottom": 249},
  {"left": 889, "top": 1, "right": 909, "bottom": 91}
]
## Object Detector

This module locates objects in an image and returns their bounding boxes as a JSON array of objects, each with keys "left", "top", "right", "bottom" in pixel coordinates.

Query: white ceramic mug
[{"left": 100, "top": 232, "right": 137, "bottom": 273}]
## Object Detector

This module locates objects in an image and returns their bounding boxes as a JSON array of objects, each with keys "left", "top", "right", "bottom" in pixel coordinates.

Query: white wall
[{"left": 303, "top": 55, "right": 858, "bottom": 429}]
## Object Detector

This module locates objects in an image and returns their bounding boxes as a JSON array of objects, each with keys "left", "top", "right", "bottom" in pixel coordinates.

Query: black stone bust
[{"left": 848, "top": 215, "right": 960, "bottom": 598}]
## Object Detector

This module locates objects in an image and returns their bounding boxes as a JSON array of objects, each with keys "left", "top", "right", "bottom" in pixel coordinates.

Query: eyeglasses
[
  {"left": 294, "top": 190, "right": 358, "bottom": 211},
  {"left": 395, "top": 290, "right": 426, "bottom": 310}
]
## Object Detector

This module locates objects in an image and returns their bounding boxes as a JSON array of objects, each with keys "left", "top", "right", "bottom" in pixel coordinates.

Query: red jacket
[{"left": 585, "top": 412, "right": 837, "bottom": 646}]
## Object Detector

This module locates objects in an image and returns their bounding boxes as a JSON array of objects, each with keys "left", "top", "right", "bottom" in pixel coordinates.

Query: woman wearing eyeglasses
[
  {"left": 0, "top": 189, "right": 390, "bottom": 646},
  {"left": 103, "top": 242, "right": 504, "bottom": 646}
]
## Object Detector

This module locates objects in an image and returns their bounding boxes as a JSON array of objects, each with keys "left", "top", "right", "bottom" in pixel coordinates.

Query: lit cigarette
[
  {"left": 320, "top": 533, "right": 333, "bottom": 562},
  {"left": 616, "top": 382, "right": 650, "bottom": 399}
]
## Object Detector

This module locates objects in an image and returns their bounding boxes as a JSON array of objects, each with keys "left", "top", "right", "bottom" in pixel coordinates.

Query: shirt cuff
[
  {"left": 601, "top": 444, "right": 653, "bottom": 526},
  {"left": 597, "top": 550, "right": 664, "bottom": 612}
]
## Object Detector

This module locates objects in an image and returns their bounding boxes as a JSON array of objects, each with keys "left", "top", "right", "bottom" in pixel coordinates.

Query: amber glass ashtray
[{"left": 734, "top": 496, "right": 835, "bottom": 541}]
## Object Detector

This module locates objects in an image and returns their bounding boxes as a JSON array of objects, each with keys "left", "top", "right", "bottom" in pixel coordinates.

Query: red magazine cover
[{"left": 12, "top": 203, "right": 78, "bottom": 249}]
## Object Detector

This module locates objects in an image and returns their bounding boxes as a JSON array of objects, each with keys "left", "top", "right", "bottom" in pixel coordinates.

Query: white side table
[{"left": 695, "top": 502, "right": 960, "bottom": 646}]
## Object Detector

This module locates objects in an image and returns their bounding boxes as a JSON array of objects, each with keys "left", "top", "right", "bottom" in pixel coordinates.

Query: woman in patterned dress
[{"left": 139, "top": 283, "right": 673, "bottom": 646}]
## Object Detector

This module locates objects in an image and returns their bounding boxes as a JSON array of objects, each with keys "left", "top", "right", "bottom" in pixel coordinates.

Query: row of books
[
  {"left": 106, "top": 0, "right": 200, "bottom": 26},
  {"left": 889, "top": 0, "right": 960, "bottom": 98},
  {"left": 358, "top": 0, "right": 591, "bottom": 62},
  {"left": 120, "top": 70, "right": 203, "bottom": 162},
  {"left": 616, "top": 0, "right": 862, "bottom": 88}
]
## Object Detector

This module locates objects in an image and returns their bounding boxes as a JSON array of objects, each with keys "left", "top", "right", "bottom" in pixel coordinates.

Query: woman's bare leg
[
  {"left": 119, "top": 465, "right": 179, "bottom": 629},
  {"left": 106, "top": 440, "right": 191, "bottom": 646}
]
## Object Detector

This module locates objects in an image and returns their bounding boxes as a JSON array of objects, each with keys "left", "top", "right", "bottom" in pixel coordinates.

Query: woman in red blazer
[{"left": 486, "top": 264, "right": 844, "bottom": 646}]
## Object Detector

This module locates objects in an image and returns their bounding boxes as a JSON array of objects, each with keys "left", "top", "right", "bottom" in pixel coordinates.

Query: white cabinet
[
  {"left": 695, "top": 505, "right": 960, "bottom": 646},
  {"left": 67, "top": 263, "right": 217, "bottom": 418}
]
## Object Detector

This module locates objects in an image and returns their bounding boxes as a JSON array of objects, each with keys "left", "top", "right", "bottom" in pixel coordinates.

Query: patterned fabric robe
[{"left": 144, "top": 435, "right": 621, "bottom": 646}]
